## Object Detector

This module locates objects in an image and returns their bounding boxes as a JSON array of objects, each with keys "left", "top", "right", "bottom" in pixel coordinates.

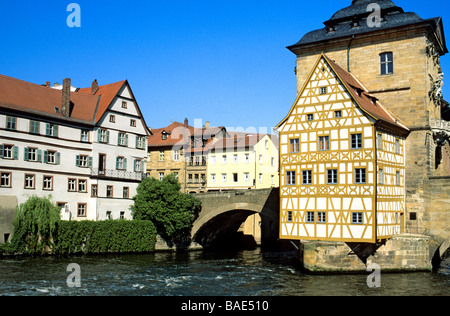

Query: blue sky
[{"left": 1, "top": 1, "right": 449, "bottom": 132}]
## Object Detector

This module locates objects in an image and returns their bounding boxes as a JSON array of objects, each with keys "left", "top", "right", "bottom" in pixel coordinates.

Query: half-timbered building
[{"left": 277, "top": 53, "right": 410, "bottom": 243}]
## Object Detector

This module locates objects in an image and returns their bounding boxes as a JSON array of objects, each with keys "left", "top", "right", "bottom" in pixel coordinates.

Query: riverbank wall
[{"left": 296, "top": 234, "right": 432, "bottom": 273}]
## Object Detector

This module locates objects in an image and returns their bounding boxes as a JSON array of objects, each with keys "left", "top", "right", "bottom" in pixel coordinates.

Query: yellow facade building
[{"left": 206, "top": 133, "right": 279, "bottom": 191}]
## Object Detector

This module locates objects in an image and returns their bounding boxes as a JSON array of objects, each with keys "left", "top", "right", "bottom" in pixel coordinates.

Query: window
[
  {"left": 377, "top": 133, "right": 383, "bottom": 150},
  {"left": 244, "top": 173, "right": 249, "bottom": 183},
  {"left": 173, "top": 150, "right": 180, "bottom": 162},
  {"left": 98, "top": 129, "right": 109, "bottom": 143},
  {"left": 286, "top": 171, "right": 296, "bottom": 185},
  {"left": 106, "top": 185, "right": 113, "bottom": 198},
  {"left": 211, "top": 156, "right": 216, "bottom": 165},
  {"left": 211, "top": 174, "right": 216, "bottom": 184},
  {"left": 81, "top": 130, "right": 89, "bottom": 142},
  {"left": 352, "top": 212, "right": 363, "bottom": 224},
  {"left": 6, "top": 116, "right": 16, "bottom": 130},
  {"left": 271, "top": 175, "right": 275, "bottom": 185},
  {"left": 116, "top": 157, "right": 126, "bottom": 170},
  {"left": 287, "top": 211, "right": 293, "bottom": 223},
  {"left": 320, "top": 87, "right": 327, "bottom": 95},
  {"left": 317, "top": 212, "right": 326, "bottom": 223},
  {"left": 78, "top": 179, "right": 87, "bottom": 192},
  {"left": 188, "top": 174, "right": 193, "bottom": 183},
  {"left": 259, "top": 154, "right": 263, "bottom": 164},
  {"left": 43, "top": 176, "right": 53, "bottom": 190},
  {"left": 1, "top": 172, "right": 11, "bottom": 187},
  {"left": 130, "top": 119, "right": 136, "bottom": 127},
  {"left": 380, "top": 52, "right": 393, "bottom": 75},
  {"left": 395, "top": 139, "right": 400, "bottom": 154},
  {"left": 45, "top": 123, "right": 58, "bottom": 137},
  {"left": 1, "top": 145, "right": 18, "bottom": 160},
  {"left": 222, "top": 173, "right": 227, "bottom": 183},
  {"left": 378, "top": 169, "right": 384, "bottom": 185},
  {"left": 24, "top": 174, "right": 35, "bottom": 189},
  {"left": 162, "top": 133, "right": 168, "bottom": 140},
  {"left": 307, "top": 114, "right": 314, "bottom": 121},
  {"left": 306, "top": 211, "right": 315, "bottom": 223},
  {"left": 290, "top": 138, "right": 299, "bottom": 153},
  {"left": 68, "top": 179, "right": 76, "bottom": 192},
  {"left": 30, "top": 121, "right": 40, "bottom": 134},
  {"left": 318, "top": 136, "right": 329, "bottom": 151},
  {"left": 134, "top": 159, "right": 142, "bottom": 172},
  {"left": 118, "top": 133, "right": 128, "bottom": 146},
  {"left": 77, "top": 204, "right": 86, "bottom": 217},
  {"left": 222, "top": 155, "right": 227, "bottom": 164},
  {"left": 410, "top": 212, "right": 417, "bottom": 221},
  {"left": 159, "top": 151, "right": 165, "bottom": 161},
  {"left": 396, "top": 171, "right": 401, "bottom": 186},
  {"left": 194, "top": 156, "right": 200, "bottom": 166},
  {"left": 123, "top": 187, "right": 129, "bottom": 199},
  {"left": 109, "top": 115, "right": 115, "bottom": 123},
  {"left": 355, "top": 168, "right": 366, "bottom": 184},
  {"left": 44, "top": 150, "right": 60, "bottom": 165},
  {"left": 106, "top": 211, "right": 112, "bottom": 220},
  {"left": 351, "top": 133, "right": 363, "bottom": 149},
  {"left": 76, "top": 155, "right": 90, "bottom": 168},
  {"left": 233, "top": 173, "right": 238, "bottom": 183},
  {"left": 120, "top": 212, "right": 125, "bottom": 219},
  {"left": 302, "top": 170, "right": 312, "bottom": 185},
  {"left": 24, "top": 147, "right": 39, "bottom": 162},
  {"left": 91, "top": 184, "right": 98, "bottom": 197},
  {"left": 327, "top": 169, "right": 338, "bottom": 184},
  {"left": 244, "top": 154, "right": 249, "bottom": 163},
  {"left": 259, "top": 173, "right": 263, "bottom": 183},
  {"left": 334, "top": 110, "right": 342, "bottom": 118},
  {"left": 159, "top": 172, "right": 164, "bottom": 181},
  {"left": 233, "top": 154, "right": 238, "bottom": 164},
  {"left": 136, "top": 136, "right": 145, "bottom": 149},
  {"left": 122, "top": 101, "right": 127, "bottom": 109}
]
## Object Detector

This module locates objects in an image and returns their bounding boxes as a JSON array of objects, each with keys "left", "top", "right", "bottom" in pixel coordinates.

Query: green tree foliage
[
  {"left": 130, "top": 174, "right": 202, "bottom": 248},
  {"left": 11, "top": 195, "right": 61, "bottom": 255}
]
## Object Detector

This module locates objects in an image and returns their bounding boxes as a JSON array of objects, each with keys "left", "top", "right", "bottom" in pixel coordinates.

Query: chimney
[
  {"left": 184, "top": 118, "right": 189, "bottom": 128},
  {"left": 61, "top": 78, "right": 71, "bottom": 118},
  {"left": 205, "top": 121, "right": 210, "bottom": 129},
  {"left": 45, "top": 81, "right": 51, "bottom": 88},
  {"left": 91, "top": 79, "right": 99, "bottom": 95}
]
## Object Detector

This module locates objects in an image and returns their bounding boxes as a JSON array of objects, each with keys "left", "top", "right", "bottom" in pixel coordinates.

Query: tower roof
[{"left": 288, "top": 0, "right": 447, "bottom": 55}]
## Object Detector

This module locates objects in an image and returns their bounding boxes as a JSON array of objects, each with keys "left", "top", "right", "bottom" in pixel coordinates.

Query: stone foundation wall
[{"left": 300, "top": 234, "right": 432, "bottom": 273}]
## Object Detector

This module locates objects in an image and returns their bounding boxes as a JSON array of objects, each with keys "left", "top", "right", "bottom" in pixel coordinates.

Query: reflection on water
[{"left": 0, "top": 249, "right": 448, "bottom": 296}]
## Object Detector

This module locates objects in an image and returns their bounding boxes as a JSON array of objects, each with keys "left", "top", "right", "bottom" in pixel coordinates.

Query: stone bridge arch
[{"left": 192, "top": 188, "right": 279, "bottom": 249}]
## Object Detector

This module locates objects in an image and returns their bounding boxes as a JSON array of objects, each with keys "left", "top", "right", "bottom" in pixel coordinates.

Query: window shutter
[
  {"left": 123, "top": 158, "right": 127, "bottom": 171},
  {"left": 13, "top": 146, "right": 18, "bottom": 160},
  {"left": 97, "top": 130, "right": 101, "bottom": 142},
  {"left": 76, "top": 155, "right": 80, "bottom": 167},
  {"left": 106, "top": 131, "right": 110, "bottom": 144},
  {"left": 43, "top": 150, "right": 48, "bottom": 164},
  {"left": 54, "top": 125, "right": 58, "bottom": 137},
  {"left": 56, "top": 152, "right": 61, "bottom": 165},
  {"left": 125, "top": 134, "right": 128, "bottom": 147},
  {"left": 116, "top": 157, "right": 119, "bottom": 170},
  {"left": 0, "top": 145, "right": 3, "bottom": 159},
  {"left": 24, "top": 147, "right": 29, "bottom": 161},
  {"left": 88, "top": 157, "right": 93, "bottom": 168},
  {"left": 135, "top": 136, "right": 139, "bottom": 148},
  {"left": 133, "top": 159, "right": 137, "bottom": 172},
  {"left": 46, "top": 124, "right": 51, "bottom": 136},
  {"left": 37, "top": 150, "right": 42, "bottom": 163}
]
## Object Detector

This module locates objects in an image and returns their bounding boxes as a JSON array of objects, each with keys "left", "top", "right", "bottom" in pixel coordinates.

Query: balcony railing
[{"left": 91, "top": 168, "right": 147, "bottom": 181}]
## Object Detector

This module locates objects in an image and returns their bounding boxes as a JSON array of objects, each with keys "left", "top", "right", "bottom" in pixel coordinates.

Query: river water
[{"left": 0, "top": 249, "right": 448, "bottom": 296}]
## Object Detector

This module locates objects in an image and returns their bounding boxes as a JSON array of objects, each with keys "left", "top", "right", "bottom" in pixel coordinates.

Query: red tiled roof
[
  {"left": 147, "top": 121, "right": 190, "bottom": 147},
  {"left": 0, "top": 74, "right": 99, "bottom": 125},
  {"left": 78, "top": 80, "right": 126, "bottom": 124}
]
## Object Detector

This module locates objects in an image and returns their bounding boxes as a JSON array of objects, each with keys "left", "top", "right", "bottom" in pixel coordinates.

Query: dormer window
[
  {"left": 351, "top": 19, "right": 360, "bottom": 28},
  {"left": 326, "top": 24, "right": 336, "bottom": 33},
  {"left": 162, "top": 131, "right": 169, "bottom": 140}
]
